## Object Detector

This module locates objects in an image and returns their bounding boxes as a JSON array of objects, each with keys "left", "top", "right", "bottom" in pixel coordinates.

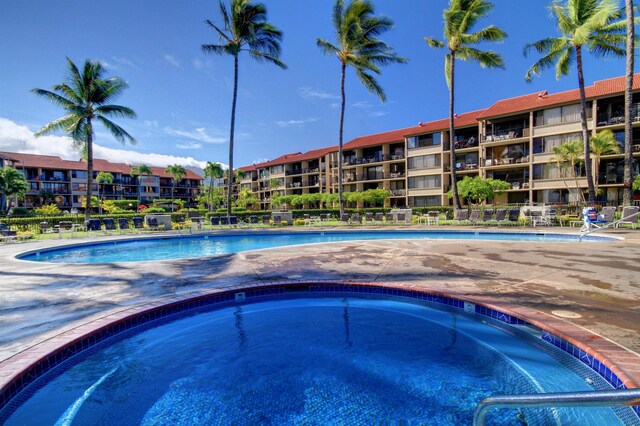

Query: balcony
[
  {"left": 482, "top": 128, "right": 529, "bottom": 143},
  {"left": 597, "top": 103, "right": 640, "bottom": 127},
  {"left": 40, "top": 175, "right": 69, "bottom": 182},
  {"left": 599, "top": 174, "right": 624, "bottom": 185},
  {"left": 390, "top": 189, "right": 406, "bottom": 197},
  {"left": 484, "top": 156, "right": 529, "bottom": 167}
]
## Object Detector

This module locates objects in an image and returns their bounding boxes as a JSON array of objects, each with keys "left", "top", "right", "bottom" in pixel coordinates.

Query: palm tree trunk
[
  {"left": 85, "top": 120, "right": 94, "bottom": 221},
  {"left": 623, "top": 0, "right": 635, "bottom": 206},
  {"left": 227, "top": 55, "right": 239, "bottom": 218},
  {"left": 449, "top": 51, "right": 461, "bottom": 212},
  {"left": 575, "top": 46, "right": 595, "bottom": 204},
  {"left": 338, "top": 61, "right": 346, "bottom": 217}
]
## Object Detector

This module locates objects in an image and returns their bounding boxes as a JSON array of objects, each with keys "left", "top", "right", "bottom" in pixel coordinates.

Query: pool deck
[{"left": 1, "top": 226, "right": 639, "bottom": 390}]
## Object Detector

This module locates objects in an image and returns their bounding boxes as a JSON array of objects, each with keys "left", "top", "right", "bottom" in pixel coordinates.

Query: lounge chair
[
  {"left": 272, "top": 215, "right": 282, "bottom": 226},
  {"left": 103, "top": 218, "right": 117, "bottom": 233},
  {"left": 507, "top": 209, "right": 521, "bottom": 225},
  {"left": 262, "top": 215, "right": 271, "bottom": 226},
  {"left": 600, "top": 206, "right": 616, "bottom": 223},
  {"left": 132, "top": 217, "right": 144, "bottom": 232},
  {"left": 350, "top": 213, "right": 362, "bottom": 224},
  {"left": 39, "top": 221, "right": 53, "bottom": 235},
  {"left": 385, "top": 212, "right": 394, "bottom": 223},
  {"left": 230, "top": 216, "right": 238, "bottom": 227},
  {"left": 482, "top": 209, "right": 493, "bottom": 223},
  {"left": 495, "top": 209, "right": 507, "bottom": 223},
  {"left": 341, "top": 213, "right": 350, "bottom": 224},
  {"left": 220, "top": 216, "right": 229, "bottom": 226},
  {"left": 364, "top": 212, "right": 373, "bottom": 223},
  {"left": 249, "top": 215, "right": 259, "bottom": 227},
  {"left": 616, "top": 206, "right": 639, "bottom": 229},
  {"left": 396, "top": 212, "right": 406, "bottom": 223},
  {"left": 469, "top": 210, "right": 481, "bottom": 224},
  {"left": 118, "top": 218, "right": 130, "bottom": 233},
  {"left": 452, "top": 209, "right": 469, "bottom": 224},
  {"left": 85, "top": 219, "right": 102, "bottom": 233},
  {"left": 146, "top": 217, "right": 163, "bottom": 231},
  {"left": 374, "top": 212, "right": 384, "bottom": 222},
  {"left": 210, "top": 216, "right": 220, "bottom": 228}
]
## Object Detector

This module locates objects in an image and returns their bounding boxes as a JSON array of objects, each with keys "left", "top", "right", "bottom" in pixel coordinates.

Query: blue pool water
[
  {"left": 20, "top": 230, "right": 614, "bottom": 263},
  {"left": 2, "top": 297, "right": 625, "bottom": 425}
]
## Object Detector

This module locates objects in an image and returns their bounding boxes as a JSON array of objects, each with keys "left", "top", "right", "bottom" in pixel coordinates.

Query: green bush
[
  {"left": 143, "top": 207, "right": 166, "bottom": 214},
  {"left": 9, "top": 207, "right": 31, "bottom": 216},
  {"left": 34, "top": 204, "right": 61, "bottom": 215}
]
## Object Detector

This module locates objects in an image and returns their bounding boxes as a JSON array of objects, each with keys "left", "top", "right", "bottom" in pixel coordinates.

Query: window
[
  {"left": 533, "top": 133, "right": 582, "bottom": 154},
  {"left": 407, "top": 132, "right": 441, "bottom": 149},
  {"left": 411, "top": 196, "right": 441, "bottom": 207},
  {"left": 533, "top": 163, "right": 584, "bottom": 180},
  {"left": 407, "top": 154, "right": 441, "bottom": 169},
  {"left": 270, "top": 165, "right": 284, "bottom": 174},
  {"left": 408, "top": 175, "right": 441, "bottom": 189},
  {"left": 534, "top": 103, "right": 590, "bottom": 126}
]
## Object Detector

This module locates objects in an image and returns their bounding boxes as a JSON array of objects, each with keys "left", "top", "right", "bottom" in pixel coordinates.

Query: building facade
[
  {"left": 0, "top": 152, "right": 203, "bottom": 211},
  {"left": 237, "top": 74, "right": 640, "bottom": 209}
]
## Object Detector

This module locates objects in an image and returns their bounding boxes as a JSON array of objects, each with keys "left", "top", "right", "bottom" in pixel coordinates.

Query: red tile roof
[
  {"left": 478, "top": 74, "right": 640, "bottom": 119},
  {"left": 150, "top": 166, "right": 203, "bottom": 180},
  {"left": 242, "top": 146, "right": 339, "bottom": 170}
]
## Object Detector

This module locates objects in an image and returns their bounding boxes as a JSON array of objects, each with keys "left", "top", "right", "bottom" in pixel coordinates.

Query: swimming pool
[
  {"left": 1, "top": 294, "right": 631, "bottom": 425},
  {"left": 19, "top": 230, "right": 615, "bottom": 263}
]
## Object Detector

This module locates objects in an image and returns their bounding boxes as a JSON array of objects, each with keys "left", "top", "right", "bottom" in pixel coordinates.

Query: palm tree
[
  {"left": 525, "top": 0, "right": 625, "bottom": 204},
  {"left": 165, "top": 164, "right": 186, "bottom": 212},
  {"left": 204, "top": 162, "right": 225, "bottom": 211},
  {"left": 96, "top": 171, "right": 114, "bottom": 214},
  {"left": 590, "top": 129, "right": 621, "bottom": 197},
  {"left": 623, "top": 0, "right": 635, "bottom": 206},
  {"left": 202, "top": 0, "right": 286, "bottom": 219},
  {"left": 553, "top": 139, "right": 586, "bottom": 204},
  {"left": 317, "top": 0, "right": 407, "bottom": 217},
  {"left": 32, "top": 58, "right": 136, "bottom": 220},
  {"left": 130, "top": 164, "right": 153, "bottom": 209},
  {"left": 0, "top": 167, "right": 29, "bottom": 212},
  {"left": 425, "top": 0, "right": 506, "bottom": 213}
]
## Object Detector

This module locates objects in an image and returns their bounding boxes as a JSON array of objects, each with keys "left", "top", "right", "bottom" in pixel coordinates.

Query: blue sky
[{"left": 0, "top": 0, "right": 629, "bottom": 170}]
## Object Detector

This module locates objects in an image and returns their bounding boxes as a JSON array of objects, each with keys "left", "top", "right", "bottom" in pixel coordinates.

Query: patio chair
[
  {"left": 507, "top": 209, "right": 521, "bottom": 225},
  {"left": 103, "top": 218, "right": 117, "bottom": 233},
  {"left": 469, "top": 210, "right": 481, "bottom": 224},
  {"left": 249, "top": 215, "right": 259, "bottom": 227},
  {"left": 482, "top": 209, "right": 494, "bottom": 223},
  {"left": 341, "top": 213, "right": 350, "bottom": 224},
  {"left": 396, "top": 212, "right": 406, "bottom": 223},
  {"left": 452, "top": 209, "right": 469, "bottom": 224},
  {"left": 132, "top": 217, "right": 144, "bottom": 232},
  {"left": 527, "top": 210, "right": 545, "bottom": 227},
  {"left": 85, "top": 219, "right": 102, "bottom": 234},
  {"left": 385, "top": 212, "right": 394, "bottom": 223},
  {"left": 427, "top": 211, "right": 440, "bottom": 225},
  {"left": 146, "top": 217, "right": 163, "bottom": 231},
  {"left": 374, "top": 212, "right": 384, "bottom": 222},
  {"left": 118, "top": 218, "right": 130, "bottom": 234},
  {"left": 262, "top": 215, "right": 271, "bottom": 226},
  {"left": 39, "top": 221, "right": 53, "bottom": 235},
  {"left": 230, "top": 216, "right": 238, "bottom": 227},
  {"left": 272, "top": 215, "right": 282, "bottom": 226},
  {"left": 364, "top": 212, "right": 373, "bottom": 223},
  {"left": 495, "top": 209, "right": 507, "bottom": 223},
  {"left": 350, "top": 213, "right": 362, "bottom": 224},
  {"left": 600, "top": 206, "right": 616, "bottom": 223},
  {"left": 615, "top": 206, "right": 639, "bottom": 229},
  {"left": 220, "top": 216, "right": 229, "bottom": 226}
]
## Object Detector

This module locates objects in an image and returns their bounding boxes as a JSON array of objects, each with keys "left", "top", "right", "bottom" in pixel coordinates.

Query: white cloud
[
  {"left": 329, "top": 103, "right": 339, "bottom": 109},
  {"left": 164, "top": 127, "right": 226, "bottom": 144},
  {"left": 0, "top": 118, "right": 211, "bottom": 169},
  {"left": 252, "top": 158, "right": 269, "bottom": 164},
  {"left": 176, "top": 142, "right": 203, "bottom": 150},
  {"left": 352, "top": 101, "right": 373, "bottom": 108},
  {"left": 193, "top": 58, "right": 213, "bottom": 71},
  {"left": 164, "top": 54, "right": 182, "bottom": 68},
  {"left": 100, "top": 60, "right": 116, "bottom": 70},
  {"left": 275, "top": 117, "right": 319, "bottom": 128},
  {"left": 370, "top": 111, "right": 389, "bottom": 117},
  {"left": 298, "top": 87, "right": 339, "bottom": 100},
  {"left": 112, "top": 56, "right": 136, "bottom": 67}
]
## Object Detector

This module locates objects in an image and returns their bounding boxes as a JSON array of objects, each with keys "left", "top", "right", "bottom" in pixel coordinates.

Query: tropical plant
[
  {"left": 633, "top": 174, "right": 640, "bottom": 191},
  {"left": 361, "top": 188, "right": 391, "bottom": 207},
  {"left": 425, "top": 0, "right": 506, "bottom": 214},
  {"left": 623, "top": 0, "right": 636, "bottom": 205},
  {"left": 447, "top": 175, "right": 510, "bottom": 204},
  {"left": 0, "top": 167, "right": 30, "bottom": 212},
  {"left": 553, "top": 139, "right": 586, "bottom": 204},
  {"left": 317, "top": 0, "right": 407, "bottom": 217},
  {"left": 202, "top": 0, "right": 286, "bottom": 218},
  {"left": 204, "top": 162, "right": 225, "bottom": 211},
  {"left": 164, "top": 164, "right": 187, "bottom": 212},
  {"left": 37, "top": 189, "right": 55, "bottom": 205},
  {"left": 32, "top": 58, "right": 136, "bottom": 220},
  {"left": 590, "top": 129, "right": 621, "bottom": 196},
  {"left": 130, "top": 164, "right": 153, "bottom": 208},
  {"left": 524, "top": 0, "right": 625, "bottom": 203},
  {"left": 34, "top": 204, "right": 61, "bottom": 216},
  {"left": 96, "top": 171, "right": 114, "bottom": 213},
  {"left": 235, "top": 187, "right": 259, "bottom": 209}
]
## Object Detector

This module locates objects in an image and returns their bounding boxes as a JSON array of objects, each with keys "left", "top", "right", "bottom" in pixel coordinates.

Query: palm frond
[
  {"left": 575, "top": 0, "right": 622, "bottom": 45},
  {"left": 204, "top": 19, "right": 232, "bottom": 43},
  {"left": 316, "top": 38, "right": 340, "bottom": 56},
  {"left": 95, "top": 104, "right": 138, "bottom": 119},
  {"left": 202, "top": 43, "right": 235, "bottom": 56},
  {"left": 457, "top": 46, "right": 505, "bottom": 69},
  {"left": 444, "top": 53, "right": 452, "bottom": 89},
  {"left": 424, "top": 37, "right": 444, "bottom": 49},
  {"left": 355, "top": 69, "right": 385, "bottom": 102},
  {"left": 463, "top": 25, "right": 507, "bottom": 44},
  {"left": 30, "top": 88, "right": 76, "bottom": 110},
  {"left": 555, "top": 46, "right": 575, "bottom": 78},
  {"left": 244, "top": 49, "right": 288, "bottom": 69},
  {"left": 33, "top": 114, "right": 78, "bottom": 137},
  {"left": 96, "top": 116, "right": 137, "bottom": 145},
  {"left": 524, "top": 38, "right": 571, "bottom": 82}
]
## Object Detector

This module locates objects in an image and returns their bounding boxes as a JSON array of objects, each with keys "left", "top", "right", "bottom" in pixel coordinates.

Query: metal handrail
[
  {"left": 579, "top": 212, "right": 639, "bottom": 241},
  {"left": 473, "top": 388, "right": 640, "bottom": 426}
]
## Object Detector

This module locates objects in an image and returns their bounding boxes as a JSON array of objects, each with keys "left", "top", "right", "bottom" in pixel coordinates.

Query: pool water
[
  {"left": 2, "top": 297, "right": 625, "bottom": 425},
  {"left": 20, "top": 230, "right": 613, "bottom": 263}
]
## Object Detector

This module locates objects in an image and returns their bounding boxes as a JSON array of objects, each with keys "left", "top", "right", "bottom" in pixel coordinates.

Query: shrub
[
  {"left": 293, "top": 219, "right": 306, "bottom": 226},
  {"left": 34, "top": 204, "right": 61, "bottom": 215},
  {"left": 143, "top": 207, "right": 167, "bottom": 214},
  {"left": 9, "top": 207, "right": 30, "bottom": 216}
]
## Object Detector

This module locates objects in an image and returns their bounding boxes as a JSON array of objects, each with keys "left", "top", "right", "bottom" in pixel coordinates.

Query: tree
[
  {"left": 37, "top": 189, "right": 55, "bottom": 205},
  {"left": 525, "top": 0, "right": 625, "bottom": 203},
  {"left": 553, "top": 139, "right": 586, "bottom": 204},
  {"left": 361, "top": 188, "right": 390, "bottom": 207},
  {"left": 447, "top": 175, "right": 510, "bottom": 205},
  {"left": 32, "top": 58, "right": 136, "bottom": 220},
  {"left": 317, "top": 0, "right": 407, "bottom": 217},
  {"left": 165, "top": 164, "right": 186, "bottom": 212},
  {"left": 202, "top": 0, "right": 286, "bottom": 219},
  {"left": 623, "top": 0, "right": 636, "bottom": 205},
  {"left": 204, "top": 162, "right": 225, "bottom": 211},
  {"left": 633, "top": 174, "right": 640, "bottom": 191},
  {"left": 0, "top": 167, "right": 29, "bottom": 212},
  {"left": 130, "top": 164, "right": 153, "bottom": 208},
  {"left": 96, "top": 171, "right": 114, "bottom": 214},
  {"left": 425, "top": 0, "right": 506, "bottom": 214},
  {"left": 590, "top": 129, "right": 621, "bottom": 197},
  {"left": 235, "top": 187, "right": 259, "bottom": 209}
]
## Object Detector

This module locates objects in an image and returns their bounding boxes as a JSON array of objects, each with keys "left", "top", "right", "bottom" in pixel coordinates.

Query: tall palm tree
[
  {"left": 525, "top": 0, "right": 625, "bottom": 204},
  {"left": 553, "top": 139, "right": 586, "bottom": 204},
  {"left": 623, "top": 0, "right": 636, "bottom": 205},
  {"left": 204, "top": 161, "right": 225, "bottom": 211},
  {"left": 32, "top": 58, "right": 136, "bottom": 220},
  {"left": 96, "top": 171, "right": 114, "bottom": 214},
  {"left": 165, "top": 164, "right": 187, "bottom": 212},
  {"left": 590, "top": 129, "right": 621, "bottom": 197},
  {"left": 425, "top": 0, "right": 506, "bottom": 213},
  {"left": 130, "top": 164, "right": 153, "bottom": 209},
  {"left": 202, "top": 0, "right": 286, "bottom": 219},
  {"left": 0, "top": 167, "right": 30, "bottom": 212},
  {"left": 317, "top": 0, "right": 407, "bottom": 217}
]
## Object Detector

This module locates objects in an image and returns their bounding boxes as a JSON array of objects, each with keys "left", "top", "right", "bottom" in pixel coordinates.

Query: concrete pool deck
[{"left": 1, "top": 226, "right": 639, "bottom": 389}]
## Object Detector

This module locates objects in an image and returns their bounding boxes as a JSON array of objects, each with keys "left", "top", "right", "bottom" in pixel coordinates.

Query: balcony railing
[
  {"left": 40, "top": 175, "right": 69, "bottom": 182},
  {"left": 484, "top": 156, "right": 529, "bottom": 166},
  {"left": 390, "top": 189, "right": 406, "bottom": 197},
  {"left": 482, "top": 127, "right": 529, "bottom": 143},
  {"left": 596, "top": 103, "right": 640, "bottom": 126},
  {"left": 599, "top": 174, "right": 624, "bottom": 185}
]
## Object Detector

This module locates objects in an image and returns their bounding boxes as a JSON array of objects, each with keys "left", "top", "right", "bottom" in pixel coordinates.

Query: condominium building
[
  {"left": 0, "top": 152, "right": 203, "bottom": 210},
  {"left": 237, "top": 74, "right": 640, "bottom": 208}
]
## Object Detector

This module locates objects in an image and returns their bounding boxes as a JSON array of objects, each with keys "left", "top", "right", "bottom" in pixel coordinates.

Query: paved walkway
[{"left": 1, "top": 226, "right": 639, "bottom": 372}]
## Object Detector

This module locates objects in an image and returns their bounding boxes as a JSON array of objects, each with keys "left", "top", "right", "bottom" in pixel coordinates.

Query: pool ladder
[
  {"left": 578, "top": 212, "right": 639, "bottom": 241},
  {"left": 473, "top": 388, "right": 640, "bottom": 425}
]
